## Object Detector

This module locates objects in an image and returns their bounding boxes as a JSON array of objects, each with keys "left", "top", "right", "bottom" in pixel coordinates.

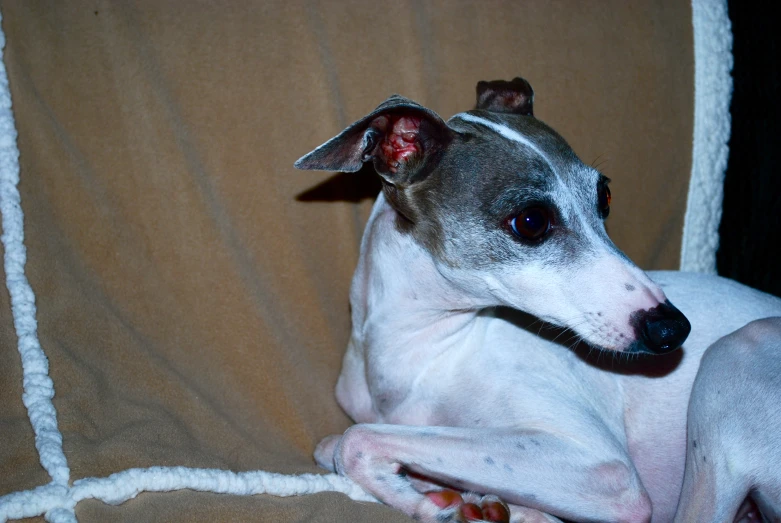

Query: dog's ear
[
  {"left": 294, "top": 95, "right": 454, "bottom": 185},
  {"left": 476, "top": 77, "right": 534, "bottom": 116}
]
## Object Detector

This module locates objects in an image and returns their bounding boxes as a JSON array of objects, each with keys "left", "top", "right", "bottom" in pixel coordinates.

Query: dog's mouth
[
  {"left": 502, "top": 299, "right": 690, "bottom": 365},
  {"left": 530, "top": 300, "right": 691, "bottom": 356},
  {"left": 566, "top": 300, "right": 691, "bottom": 356}
]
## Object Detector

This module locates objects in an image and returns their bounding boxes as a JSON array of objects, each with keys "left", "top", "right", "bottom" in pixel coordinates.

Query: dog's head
[{"left": 295, "top": 78, "right": 690, "bottom": 355}]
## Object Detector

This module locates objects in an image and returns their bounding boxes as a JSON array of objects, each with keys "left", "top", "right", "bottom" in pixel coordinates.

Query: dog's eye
[
  {"left": 508, "top": 207, "right": 551, "bottom": 241},
  {"left": 598, "top": 183, "right": 611, "bottom": 218}
]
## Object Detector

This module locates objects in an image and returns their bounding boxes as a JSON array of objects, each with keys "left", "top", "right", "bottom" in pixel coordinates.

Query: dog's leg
[
  {"left": 675, "top": 317, "right": 781, "bottom": 523},
  {"left": 317, "top": 423, "right": 651, "bottom": 523},
  {"left": 316, "top": 434, "right": 562, "bottom": 522}
]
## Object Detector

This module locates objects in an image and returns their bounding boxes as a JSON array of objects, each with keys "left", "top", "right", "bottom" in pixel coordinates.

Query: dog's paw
[
  {"left": 416, "top": 490, "right": 510, "bottom": 522},
  {"left": 313, "top": 434, "right": 341, "bottom": 472}
]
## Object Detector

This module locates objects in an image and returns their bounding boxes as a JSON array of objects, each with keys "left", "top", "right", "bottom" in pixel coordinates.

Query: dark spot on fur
[
  {"left": 531, "top": 439, "right": 541, "bottom": 447},
  {"left": 437, "top": 457, "right": 444, "bottom": 464},
  {"left": 703, "top": 456, "right": 707, "bottom": 463},
  {"left": 504, "top": 464, "right": 514, "bottom": 473},
  {"left": 598, "top": 312, "right": 604, "bottom": 317},
  {"left": 355, "top": 451, "right": 364, "bottom": 459},
  {"left": 625, "top": 283, "right": 636, "bottom": 291},
  {"left": 692, "top": 440, "right": 697, "bottom": 449},
  {"left": 484, "top": 456, "right": 495, "bottom": 465},
  {"left": 516, "top": 442, "right": 526, "bottom": 451},
  {"left": 375, "top": 474, "right": 386, "bottom": 483}
]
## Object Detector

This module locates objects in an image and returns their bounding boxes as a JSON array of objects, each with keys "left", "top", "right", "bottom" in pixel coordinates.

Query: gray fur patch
[{"left": 388, "top": 110, "right": 610, "bottom": 276}]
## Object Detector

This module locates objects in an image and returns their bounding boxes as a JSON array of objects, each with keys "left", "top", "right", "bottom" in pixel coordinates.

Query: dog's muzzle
[{"left": 628, "top": 301, "right": 691, "bottom": 355}]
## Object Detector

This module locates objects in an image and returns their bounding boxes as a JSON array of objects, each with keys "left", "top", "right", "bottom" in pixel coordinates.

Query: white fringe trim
[
  {"left": 680, "top": 0, "right": 734, "bottom": 272},
  {"left": 0, "top": 9, "right": 375, "bottom": 522},
  {"left": 0, "top": 7, "right": 70, "bottom": 493},
  {"left": 0, "top": 469, "right": 376, "bottom": 522}
]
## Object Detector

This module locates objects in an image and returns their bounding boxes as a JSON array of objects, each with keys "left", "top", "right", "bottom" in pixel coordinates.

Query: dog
[{"left": 294, "top": 78, "right": 781, "bottom": 523}]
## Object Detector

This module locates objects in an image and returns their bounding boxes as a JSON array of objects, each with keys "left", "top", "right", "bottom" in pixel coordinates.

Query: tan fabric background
[{"left": 0, "top": 1, "right": 692, "bottom": 521}]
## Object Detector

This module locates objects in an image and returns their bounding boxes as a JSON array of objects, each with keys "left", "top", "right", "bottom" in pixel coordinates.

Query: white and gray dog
[{"left": 295, "top": 78, "right": 781, "bottom": 523}]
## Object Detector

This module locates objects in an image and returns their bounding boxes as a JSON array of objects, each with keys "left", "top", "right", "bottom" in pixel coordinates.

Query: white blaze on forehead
[{"left": 450, "top": 113, "right": 558, "bottom": 177}]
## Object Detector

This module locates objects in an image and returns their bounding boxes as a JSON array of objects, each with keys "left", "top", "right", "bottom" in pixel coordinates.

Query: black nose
[{"left": 630, "top": 300, "right": 691, "bottom": 354}]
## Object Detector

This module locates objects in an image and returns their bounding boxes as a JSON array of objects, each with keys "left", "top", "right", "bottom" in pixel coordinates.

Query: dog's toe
[
  {"left": 417, "top": 490, "right": 463, "bottom": 521},
  {"left": 461, "top": 502, "right": 484, "bottom": 520},
  {"left": 426, "top": 489, "right": 463, "bottom": 509},
  {"left": 421, "top": 490, "right": 510, "bottom": 523},
  {"left": 479, "top": 495, "right": 510, "bottom": 522},
  {"left": 313, "top": 434, "right": 341, "bottom": 471}
]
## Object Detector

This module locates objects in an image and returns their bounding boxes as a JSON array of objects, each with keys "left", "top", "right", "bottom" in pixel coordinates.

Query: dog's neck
[{"left": 350, "top": 192, "right": 481, "bottom": 360}]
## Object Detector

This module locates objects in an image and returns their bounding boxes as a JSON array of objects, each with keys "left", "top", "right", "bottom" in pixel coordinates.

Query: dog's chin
[
  {"left": 573, "top": 337, "right": 685, "bottom": 377},
  {"left": 582, "top": 337, "right": 685, "bottom": 356},
  {"left": 576, "top": 336, "right": 680, "bottom": 356},
  {"left": 623, "top": 339, "right": 684, "bottom": 355}
]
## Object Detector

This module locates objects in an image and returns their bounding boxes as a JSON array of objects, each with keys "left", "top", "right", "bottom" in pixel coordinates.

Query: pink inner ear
[
  {"left": 498, "top": 92, "right": 522, "bottom": 107},
  {"left": 372, "top": 114, "right": 423, "bottom": 173}
]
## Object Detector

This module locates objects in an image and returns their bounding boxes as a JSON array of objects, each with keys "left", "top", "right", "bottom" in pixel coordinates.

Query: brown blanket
[{"left": 0, "top": 1, "right": 692, "bottom": 520}]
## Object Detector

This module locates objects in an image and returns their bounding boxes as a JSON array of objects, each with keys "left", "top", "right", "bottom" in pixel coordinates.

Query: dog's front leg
[{"left": 317, "top": 424, "right": 651, "bottom": 523}]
